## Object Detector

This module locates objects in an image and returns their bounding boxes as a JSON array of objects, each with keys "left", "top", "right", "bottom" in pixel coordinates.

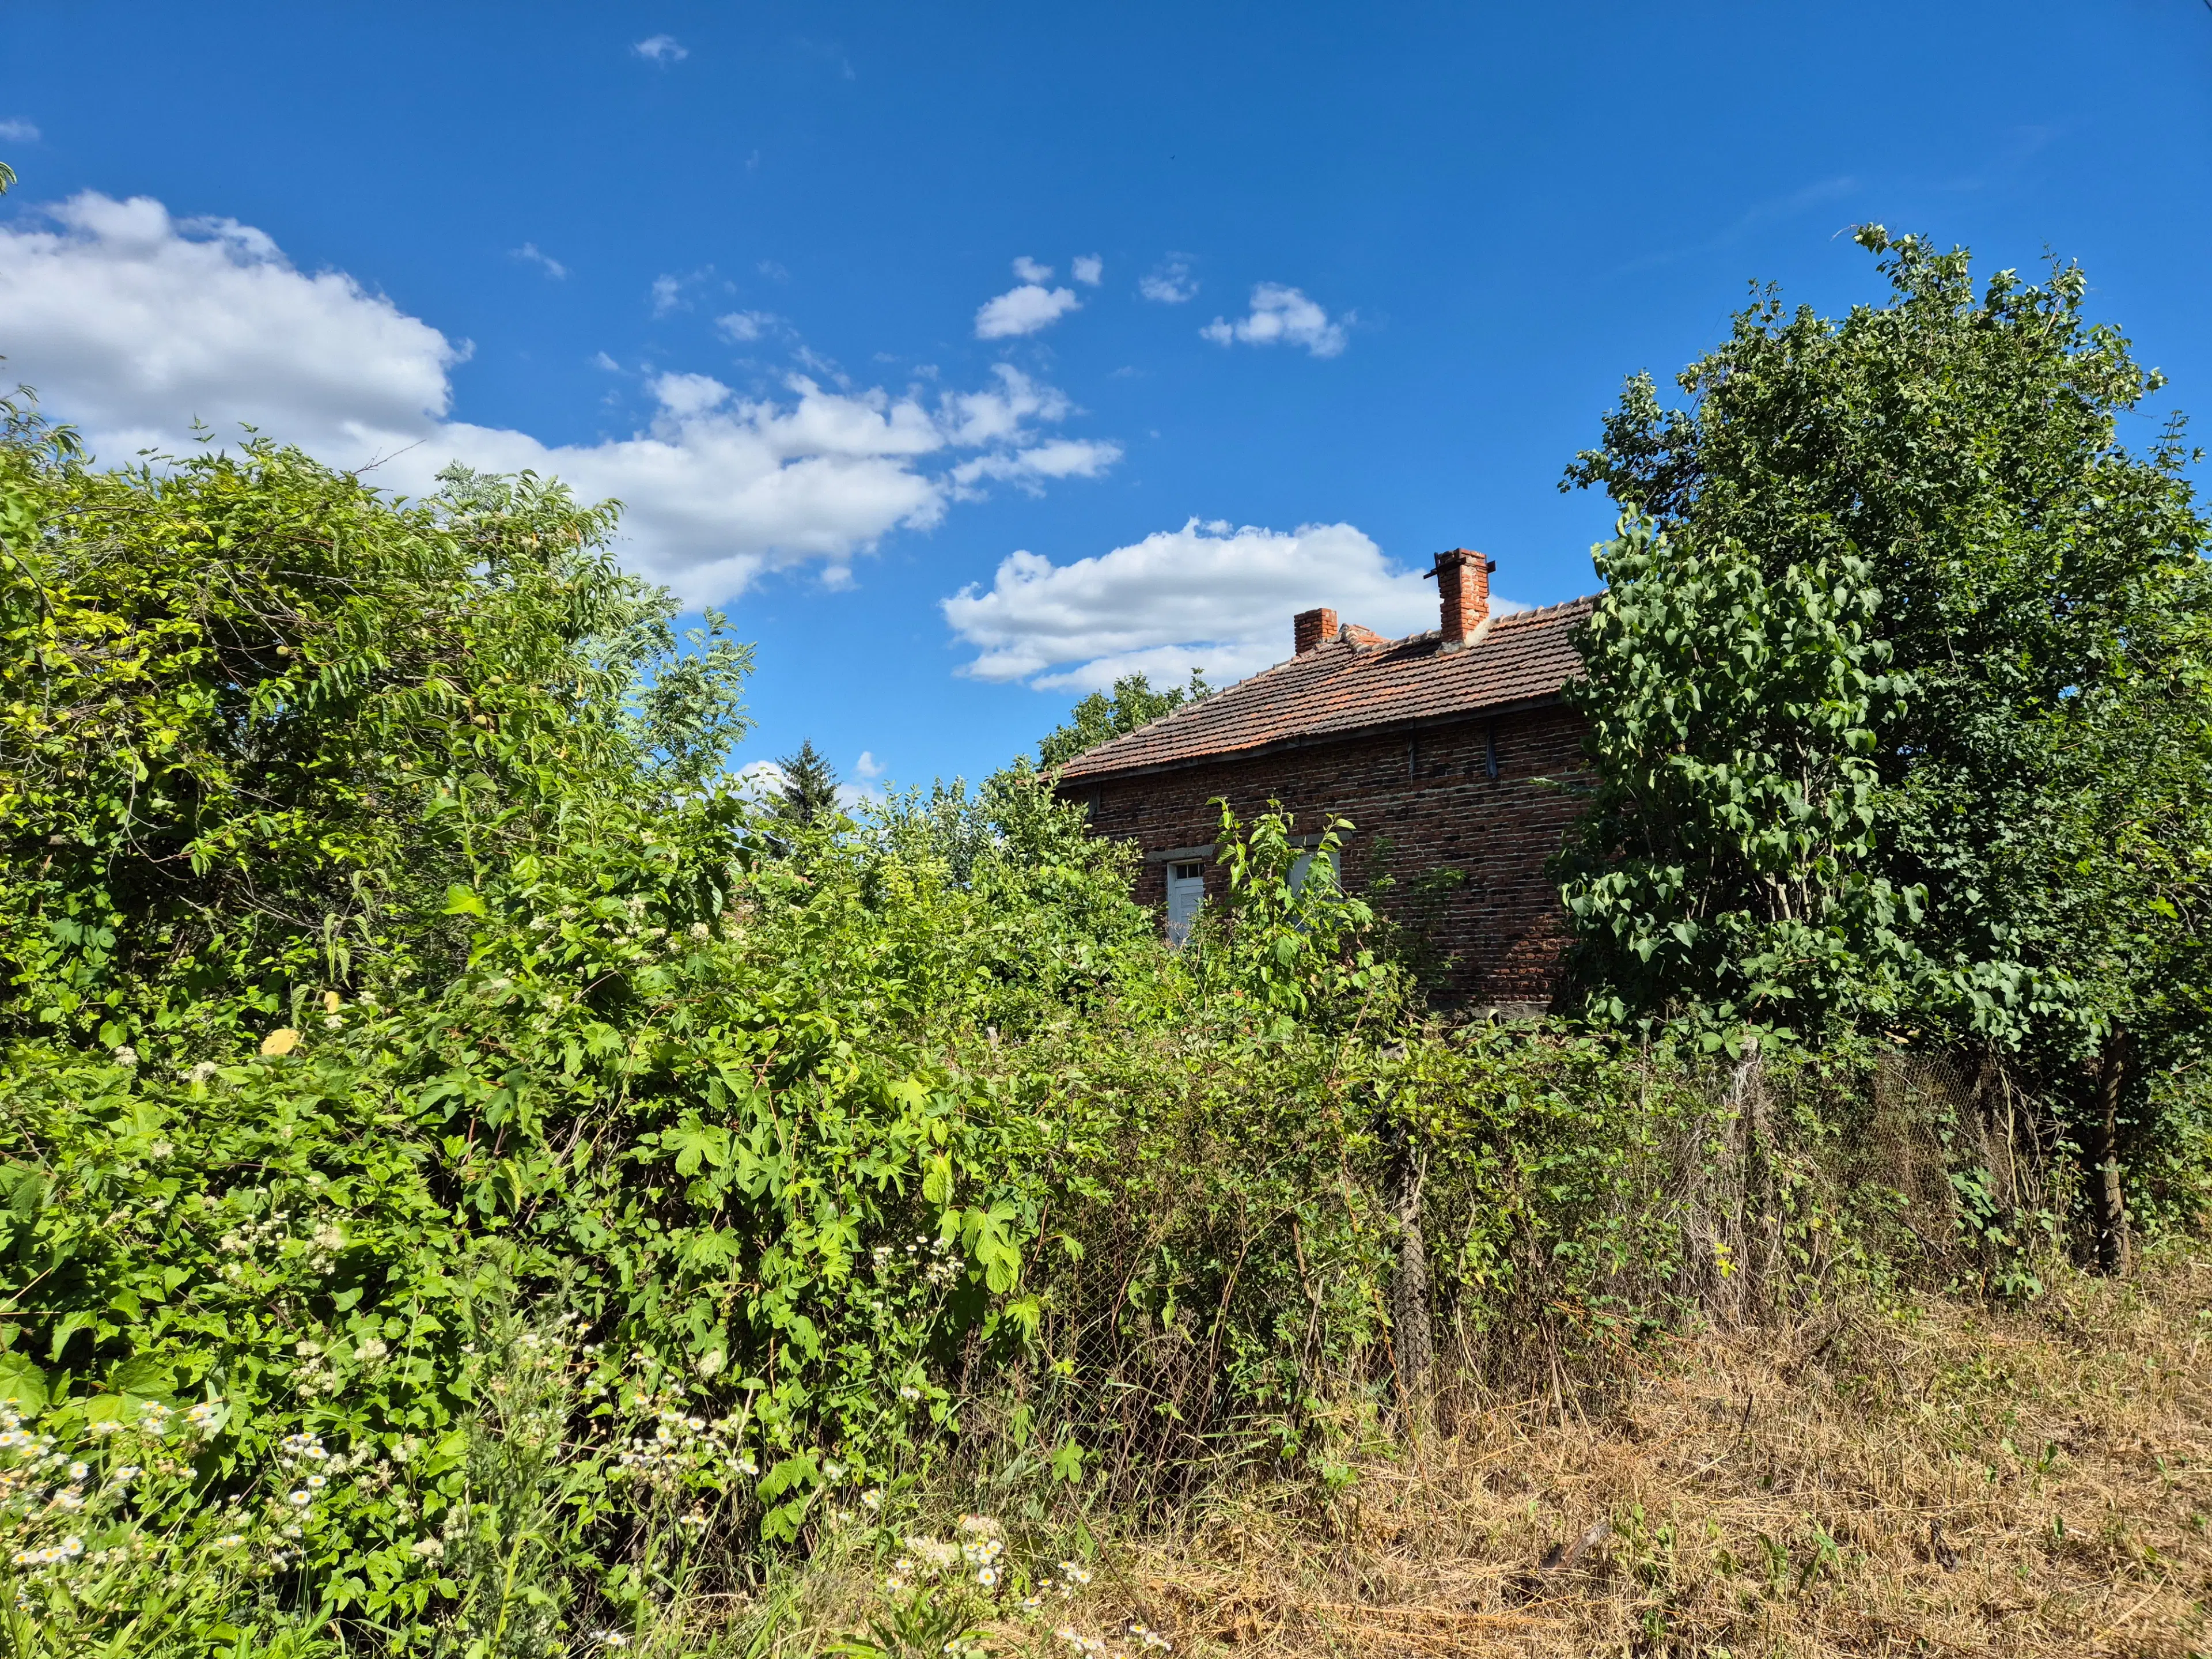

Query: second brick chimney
[
  {"left": 1427, "top": 548, "right": 1494, "bottom": 647},
  {"left": 1293, "top": 607, "right": 1338, "bottom": 655}
]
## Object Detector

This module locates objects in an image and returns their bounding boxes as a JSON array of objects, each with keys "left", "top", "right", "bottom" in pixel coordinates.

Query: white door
[
  {"left": 1165, "top": 861, "right": 1206, "bottom": 947},
  {"left": 1289, "top": 847, "right": 1341, "bottom": 896}
]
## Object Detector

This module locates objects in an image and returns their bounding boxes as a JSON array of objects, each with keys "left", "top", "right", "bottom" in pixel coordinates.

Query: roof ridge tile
[{"left": 1054, "top": 592, "right": 1600, "bottom": 782}]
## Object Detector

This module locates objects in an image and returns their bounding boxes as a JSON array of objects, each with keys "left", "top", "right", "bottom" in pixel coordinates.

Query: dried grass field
[{"left": 786, "top": 1244, "right": 2210, "bottom": 1659}]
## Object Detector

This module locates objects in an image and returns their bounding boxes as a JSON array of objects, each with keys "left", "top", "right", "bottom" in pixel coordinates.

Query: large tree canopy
[{"left": 1560, "top": 229, "right": 2212, "bottom": 1234}]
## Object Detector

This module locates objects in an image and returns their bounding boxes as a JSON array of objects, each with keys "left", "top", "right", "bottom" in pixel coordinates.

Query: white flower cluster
[
  {"left": 271, "top": 1429, "right": 338, "bottom": 1538},
  {"left": 957, "top": 1514, "right": 1006, "bottom": 1590},
  {"left": 215, "top": 1211, "right": 290, "bottom": 1279},
  {"left": 870, "top": 1232, "right": 965, "bottom": 1300},
  {"left": 1016, "top": 1556, "right": 1101, "bottom": 1616},
  {"left": 0, "top": 1396, "right": 285, "bottom": 1610},
  {"left": 1050, "top": 1622, "right": 1171, "bottom": 1658},
  {"left": 607, "top": 1393, "right": 758, "bottom": 1490}
]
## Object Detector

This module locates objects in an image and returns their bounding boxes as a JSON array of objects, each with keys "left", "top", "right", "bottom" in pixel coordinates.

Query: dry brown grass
[
  {"left": 847, "top": 1244, "right": 2211, "bottom": 1659},
  {"left": 1088, "top": 1245, "right": 2212, "bottom": 1658}
]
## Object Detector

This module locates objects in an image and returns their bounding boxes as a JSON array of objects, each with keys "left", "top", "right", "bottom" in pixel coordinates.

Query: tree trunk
[
  {"left": 2093, "top": 1028, "right": 2132, "bottom": 1277},
  {"left": 1391, "top": 1139, "right": 1434, "bottom": 1438}
]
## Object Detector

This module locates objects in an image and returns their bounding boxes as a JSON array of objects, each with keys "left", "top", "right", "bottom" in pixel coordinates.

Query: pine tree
[{"left": 774, "top": 740, "right": 842, "bottom": 824}]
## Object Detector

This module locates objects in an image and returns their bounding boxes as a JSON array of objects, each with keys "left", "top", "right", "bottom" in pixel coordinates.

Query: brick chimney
[
  {"left": 1294, "top": 607, "right": 1338, "bottom": 654},
  {"left": 1427, "top": 549, "right": 1494, "bottom": 646}
]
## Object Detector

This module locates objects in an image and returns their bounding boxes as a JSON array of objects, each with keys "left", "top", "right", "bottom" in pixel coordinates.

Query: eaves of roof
[{"left": 1052, "top": 594, "right": 1597, "bottom": 785}]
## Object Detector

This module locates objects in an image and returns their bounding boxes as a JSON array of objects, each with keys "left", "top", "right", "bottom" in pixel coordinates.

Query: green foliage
[
  {"left": 1035, "top": 671, "right": 1210, "bottom": 768},
  {"left": 771, "top": 741, "right": 841, "bottom": 827},
  {"left": 1562, "top": 228, "right": 2212, "bottom": 1206},
  {"left": 0, "top": 340, "right": 2189, "bottom": 1659},
  {"left": 1556, "top": 517, "right": 1920, "bottom": 1033},
  {"left": 0, "top": 430, "right": 751, "bottom": 1053},
  {"left": 1190, "top": 803, "right": 1403, "bottom": 1033}
]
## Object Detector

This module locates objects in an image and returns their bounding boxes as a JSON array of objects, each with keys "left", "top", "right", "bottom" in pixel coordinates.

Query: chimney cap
[{"left": 1424, "top": 547, "right": 1495, "bottom": 578}]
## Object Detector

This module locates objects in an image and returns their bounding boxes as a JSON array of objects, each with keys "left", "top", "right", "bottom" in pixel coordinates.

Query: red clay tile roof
[{"left": 1055, "top": 596, "right": 1598, "bottom": 782}]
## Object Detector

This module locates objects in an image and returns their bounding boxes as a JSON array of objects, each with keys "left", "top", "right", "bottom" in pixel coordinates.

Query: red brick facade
[{"left": 1065, "top": 700, "right": 1590, "bottom": 1011}]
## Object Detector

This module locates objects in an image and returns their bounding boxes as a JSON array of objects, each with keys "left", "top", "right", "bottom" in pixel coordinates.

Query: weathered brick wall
[{"left": 1060, "top": 703, "right": 1591, "bottom": 1009}]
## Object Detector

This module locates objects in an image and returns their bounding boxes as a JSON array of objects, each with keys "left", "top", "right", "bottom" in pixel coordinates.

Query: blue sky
[{"left": 5, "top": 2, "right": 2209, "bottom": 793}]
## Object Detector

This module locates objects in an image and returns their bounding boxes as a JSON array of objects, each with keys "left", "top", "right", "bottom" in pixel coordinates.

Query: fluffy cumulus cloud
[
  {"left": 1201, "top": 282, "right": 1348, "bottom": 357},
  {"left": 974, "top": 284, "right": 1081, "bottom": 340},
  {"left": 633, "top": 34, "right": 687, "bottom": 63},
  {"left": 1070, "top": 254, "right": 1103, "bottom": 287},
  {"left": 941, "top": 518, "right": 1511, "bottom": 691},
  {"left": 0, "top": 191, "right": 1117, "bottom": 604},
  {"left": 974, "top": 256, "right": 1082, "bottom": 339}
]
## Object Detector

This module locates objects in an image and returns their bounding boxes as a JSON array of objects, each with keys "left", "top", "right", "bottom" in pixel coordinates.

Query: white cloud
[
  {"left": 591, "top": 350, "right": 622, "bottom": 372},
  {"left": 714, "top": 309, "right": 781, "bottom": 343},
  {"left": 0, "top": 192, "right": 460, "bottom": 461},
  {"left": 650, "top": 273, "right": 685, "bottom": 316},
  {"left": 1138, "top": 259, "right": 1196, "bottom": 304},
  {"left": 634, "top": 34, "right": 687, "bottom": 63},
  {"left": 1011, "top": 256, "right": 1054, "bottom": 283},
  {"left": 938, "top": 363, "right": 1069, "bottom": 446},
  {"left": 950, "top": 437, "right": 1122, "bottom": 493},
  {"left": 975, "top": 283, "right": 1081, "bottom": 340},
  {"left": 1070, "top": 254, "right": 1103, "bottom": 287},
  {"left": 512, "top": 242, "right": 567, "bottom": 279},
  {"left": 853, "top": 750, "right": 885, "bottom": 780},
  {"left": 0, "top": 191, "right": 1119, "bottom": 607},
  {"left": 1200, "top": 282, "right": 1348, "bottom": 358},
  {"left": 0, "top": 119, "right": 39, "bottom": 143},
  {"left": 943, "top": 517, "right": 1516, "bottom": 691}
]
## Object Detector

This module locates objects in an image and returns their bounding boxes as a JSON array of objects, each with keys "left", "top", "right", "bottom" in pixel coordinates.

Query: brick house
[{"left": 1051, "top": 550, "right": 1597, "bottom": 1013}]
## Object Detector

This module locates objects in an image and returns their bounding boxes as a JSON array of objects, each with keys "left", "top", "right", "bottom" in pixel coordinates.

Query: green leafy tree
[
  {"left": 1036, "top": 669, "right": 1210, "bottom": 767},
  {"left": 772, "top": 739, "right": 842, "bottom": 824},
  {"left": 1563, "top": 228, "right": 2212, "bottom": 1243},
  {"left": 1555, "top": 517, "right": 1919, "bottom": 1035}
]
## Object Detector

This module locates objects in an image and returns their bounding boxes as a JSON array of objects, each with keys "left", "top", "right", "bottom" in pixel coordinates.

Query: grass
[{"left": 769, "top": 1241, "right": 2210, "bottom": 1659}]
